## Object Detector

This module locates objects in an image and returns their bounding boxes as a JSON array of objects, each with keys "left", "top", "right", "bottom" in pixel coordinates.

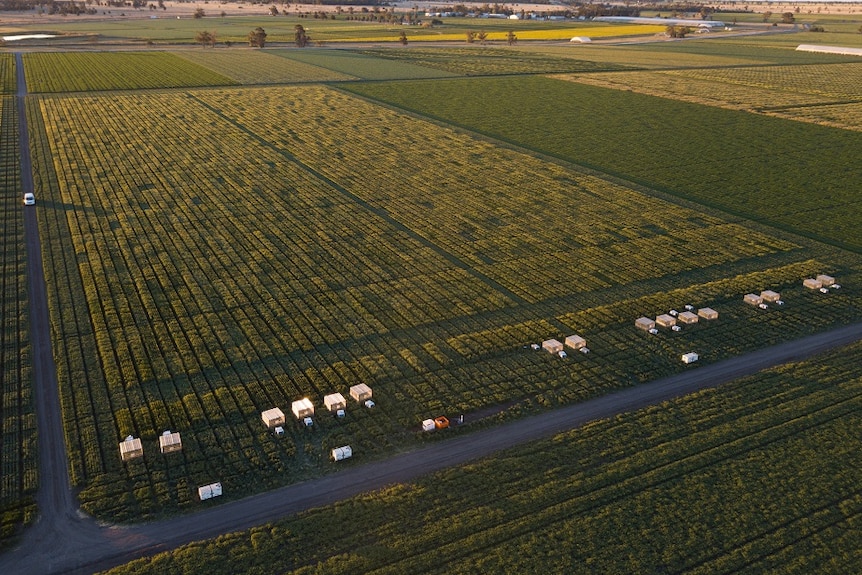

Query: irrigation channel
[{"left": 4, "top": 51, "right": 862, "bottom": 574}]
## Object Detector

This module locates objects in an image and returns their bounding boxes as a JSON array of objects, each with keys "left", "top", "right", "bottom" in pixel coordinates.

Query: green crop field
[
  {"left": 345, "top": 75, "right": 862, "bottom": 251},
  {"left": 176, "top": 50, "right": 355, "bottom": 84},
  {"left": 22, "top": 52, "right": 237, "bottom": 92},
  {"left": 0, "top": 55, "right": 14, "bottom": 94},
  {"left": 25, "top": 79, "right": 862, "bottom": 522},
  {"left": 102, "top": 340, "right": 862, "bottom": 574},
  {"left": 0, "top": 95, "right": 37, "bottom": 546}
]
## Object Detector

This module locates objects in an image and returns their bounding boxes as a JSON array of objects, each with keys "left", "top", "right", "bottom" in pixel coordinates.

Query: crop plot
[
  {"left": 22, "top": 52, "right": 237, "bottom": 93},
  {"left": 356, "top": 46, "right": 633, "bottom": 76},
  {"left": 271, "top": 49, "right": 458, "bottom": 81},
  {"left": 346, "top": 76, "right": 862, "bottom": 251},
  {"left": 0, "top": 54, "right": 14, "bottom": 94},
  {"left": 175, "top": 50, "right": 355, "bottom": 84},
  {"left": 29, "top": 83, "right": 862, "bottom": 520},
  {"left": 0, "top": 96, "right": 37, "bottom": 543}
]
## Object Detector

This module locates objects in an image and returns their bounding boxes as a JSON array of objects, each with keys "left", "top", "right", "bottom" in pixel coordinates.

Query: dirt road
[{"left": 4, "top": 50, "right": 861, "bottom": 575}]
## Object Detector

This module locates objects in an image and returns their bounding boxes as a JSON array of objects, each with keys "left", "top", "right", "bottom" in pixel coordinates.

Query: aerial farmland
[{"left": 1, "top": 2, "right": 861, "bottom": 573}]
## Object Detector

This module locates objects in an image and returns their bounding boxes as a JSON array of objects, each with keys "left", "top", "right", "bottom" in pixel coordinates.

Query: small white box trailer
[{"left": 331, "top": 445, "right": 353, "bottom": 461}]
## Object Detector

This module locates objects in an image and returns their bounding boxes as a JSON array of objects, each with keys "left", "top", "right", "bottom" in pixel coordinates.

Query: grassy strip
[{"left": 102, "top": 341, "right": 862, "bottom": 574}]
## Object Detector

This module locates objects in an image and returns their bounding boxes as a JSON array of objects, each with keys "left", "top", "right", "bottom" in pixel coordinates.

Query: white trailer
[
  {"left": 331, "top": 445, "right": 353, "bottom": 461},
  {"left": 682, "top": 352, "right": 699, "bottom": 364}
]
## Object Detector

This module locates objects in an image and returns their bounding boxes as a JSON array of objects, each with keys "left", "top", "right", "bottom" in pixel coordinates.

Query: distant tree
[
  {"left": 666, "top": 25, "right": 690, "bottom": 38},
  {"left": 477, "top": 31, "right": 487, "bottom": 44},
  {"left": 466, "top": 30, "right": 475, "bottom": 43},
  {"left": 506, "top": 30, "right": 517, "bottom": 45},
  {"left": 248, "top": 27, "right": 267, "bottom": 48},
  {"left": 269, "top": 5, "right": 278, "bottom": 16},
  {"left": 195, "top": 30, "right": 216, "bottom": 47},
  {"left": 781, "top": 12, "right": 795, "bottom": 23},
  {"left": 193, "top": 7, "right": 205, "bottom": 18},
  {"left": 762, "top": 11, "right": 772, "bottom": 22},
  {"left": 399, "top": 30, "right": 408, "bottom": 45},
  {"left": 294, "top": 24, "right": 309, "bottom": 47}
]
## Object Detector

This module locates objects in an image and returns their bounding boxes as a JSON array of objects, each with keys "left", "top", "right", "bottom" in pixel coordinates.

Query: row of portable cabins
[
  {"left": 119, "top": 430, "right": 182, "bottom": 461},
  {"left": 635, "top": 307, "right": 718, "bottom": 332},
  {"left": 261, "top": 384, "right": 373, "bottom": 429},
  {"left": 542, "top": 334, "right": 587, "bottom": 354}
]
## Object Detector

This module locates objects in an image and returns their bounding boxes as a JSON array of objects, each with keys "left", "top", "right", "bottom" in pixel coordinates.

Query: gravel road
[{"left": 4, "top": 51, "right": 861, "bottom": 574}]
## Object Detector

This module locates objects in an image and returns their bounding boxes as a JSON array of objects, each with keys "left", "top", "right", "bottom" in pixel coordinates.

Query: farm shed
[
  {"left": 743, "top": 293, "right": 763, "bottom": 306},
  {"left": 655, "top": 314, "right": 676, "bottom": 328},
  {"left": 816, "top": 275, "right": 835, "bottom": 287},
  {"left": 635, "top": 317, "right": 655, "bottom": 331},
  {"left": 291, "top": 398, "right": 315, "bottom": 419},
  {"left": 349, "top": 383, "right": 373, "bottom": 403},
  {"left": 698, "top": 308, "right": 718, "bottom": 320},
  {"left": 803, "top": 278, "right": 822, "bottom": 290},
  {"left": 261, "top": 407, "right": 285, "bottom": 429},
  {"left": 323, "top": 393, "right": 347, "bottom": 412},
  {"left": 542, "top": 339, "right": 564, "bottom": 354},
  {"left": 565, "top": 335, "right": 587, "bottom": 350},
  {"left": 159, "top": 430, "right": 182, "bottom": 454},
  {"left": 331, "top": 445, "right": 353, "bottom": 461},
  {"left": 681, "top": 352, "right": 699, "bottom": 364},
  {"left": 677, "top": 311, "right": 699, "bottom": 324},
  {"left": 760, "top": 290, "right": 781, "bottom": 303},
  {"left": 119, "top": 436, "right": 143, "bottom": 462},
  {"left": 198, "top": 482, "right": 222, "bottom": 500},
  {"left": 422, "top": 418, "right": 436, "bottom": 432}
]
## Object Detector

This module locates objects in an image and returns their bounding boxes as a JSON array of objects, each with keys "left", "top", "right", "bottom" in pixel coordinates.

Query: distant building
[
  {"left": 159, "top": 430, "right": 182, "bottom": 454},
  {"left": 635, "top": 317, "right": 655, "bottom": 331},
  {"left": 119, "top": 436, "right": 143, "bottom": 461},
  {"left": 542, "top": 339, "right": 564, "bottom": 354},
  {"left": 349, "top": 383, "right": 373, "bottom": 403},
  {"left": 655, "top": 314, "right": 676, "bottom": 328},
  {"left": 698, "top": 307, "right": 719, "bottom": 320},
  {"left": 261, "top": 407, "right": 285, "bottom": 429},
  {"left": 678, "top": 311, "right": 699, "bottom": 324},
  {"left": 291, "top": 398, "right": 315, "bottom": 419}
]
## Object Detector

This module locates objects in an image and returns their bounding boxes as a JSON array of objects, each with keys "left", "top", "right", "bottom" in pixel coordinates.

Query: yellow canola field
[{"left": 345, "top": 25, "right": 666, "bottom": 43}]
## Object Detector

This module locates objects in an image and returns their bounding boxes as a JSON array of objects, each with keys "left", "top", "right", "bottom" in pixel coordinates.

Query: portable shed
[
  {"left": 635, "top": 317, "right": 655, "bottom": 331},
  {"left": 119, "top": 436, "right": 143, "bottom": 461},
  {"left": 655, "top": 314, "right": 676, "bottom": 328},
  {"left": 816, "top": 274, "right": 835, "bottom": 287},
  {"left": 542, "top": 339, "right": 564, "bottom": 354},
  {"left": 198, "top": 482, "right": 222, "bottom": 500},
  {"left": 760, "top": 290, "right": 780, "bottom": 303},
  {"left": 159, "top": 430, "right": 182, "bottom": 454},
  {"left": 349, "top": 383, "right": 373, "bottom": 403},
  {"left": 803, "top": 278, "right": 822, "bottom": 290},
  {"left": 681, "top": 352, "right": 699, "bottom": 364},
  {"left": 331, "top": 445, "right": 353, "bottom": 461},
  {"left": 422, "top": 418, "right": 436, "bottom": 432},
  {"left": 743, "top": 293, "right": 763, "bottom": 306},
  {"left": 261, "top": 407, "right": 285, "bottom": 429},
  {"left": 323, "top": 393, "right": 347, "bottom": 412},
  {"left": 677, "top": 311, "right": 699, "bottom": 325},
  {"left": 565, "top": 335, "right": 587, "bottom": 350},
  {"left": 698, "top": 307, "right": 718, "bottom": 320},
  {"left": 291, "top": 398, "right": 315, "bottom": 419}
]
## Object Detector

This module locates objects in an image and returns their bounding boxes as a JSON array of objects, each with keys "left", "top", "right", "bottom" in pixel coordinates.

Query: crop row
[
  {"left": 357, "top": 46, "right": 633, "bottom": 76},
  {"left": 0, "top": 96, "right": 36, "bottom": 546},
  {"left": 22, "top": 52, "right": 237, "bottom": 93},
  {"left": 176, "top": 50, "right": 355, "bottom": 84},
  {"left": 345, "top": 75, "right": 862, "bottom": 251},
  {"left": 29, "top": 85, "right": 862, "bottom": 521},
  {"left": 101, "top": 341, "right": 862, "bottom": 574}
]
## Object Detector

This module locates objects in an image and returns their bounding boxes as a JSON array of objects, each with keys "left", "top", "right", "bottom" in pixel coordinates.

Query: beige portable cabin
[
  {"left": 542, "top": 339, "right": 564, "bottom": 354},
  {"left": 743, "top": 293, "right": 763, "bottom": 306},
  {"left": 635, "top": 317, "right": 655, "bottom": 331},
  {"left": 119, "top": 436, "right": 143, "bottom": 462},
  {"left": 803, "top": 278, "right": 822, "bottom": 290},
  {"left": 261, "top": 407, "right": 285, "bottom": 429},
  {"left": 349, "top": 383, "right": 373, "bottom": 403},
  {"left": 159, "top": 430, "right": 182, "bottom": 454},
  {"left": 760, "top": 290, "right": 780, "bottom": 303},
  {"left": 564, "top": 335, "right": 587, "bottom": 350},
  {"left": 677, "top": 311, "right": 699, "bottom": 325},
  {"left": 323, "top": 393, "right": 347, "bottom": 412},
  {"left": 816, "top": 274, "right": 835, "bottom": 287},
  {"left": 698, "top": 307, "right": 718, "bottom": 320},
  {"left": 655, "top": 314, "right": 676, "bottom": 328},
  {"left": 291, "top": 398, "right": 315, "bottom": 419}
]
